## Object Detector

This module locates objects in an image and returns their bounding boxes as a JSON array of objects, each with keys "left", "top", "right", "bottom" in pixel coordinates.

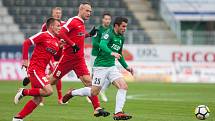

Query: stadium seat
[{"left": 2, "top": 0, "right": 146, "bottom": 44}]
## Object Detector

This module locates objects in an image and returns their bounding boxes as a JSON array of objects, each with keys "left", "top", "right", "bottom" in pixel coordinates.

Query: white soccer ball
[{"left": 195, "top": 105, "right": 210, "bottom": 120}]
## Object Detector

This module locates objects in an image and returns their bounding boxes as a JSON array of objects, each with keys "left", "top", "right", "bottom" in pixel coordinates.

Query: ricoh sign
[
  {"left": 172, "top": 51, "right": 215, "bottom": 62},
  {"left": 124, "top": 45, "right": 215, "bottom": 63}
]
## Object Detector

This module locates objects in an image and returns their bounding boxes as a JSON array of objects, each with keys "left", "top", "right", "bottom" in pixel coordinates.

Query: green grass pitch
[{"left": 0, "top": 81, "right": 214, "bottom": 121}]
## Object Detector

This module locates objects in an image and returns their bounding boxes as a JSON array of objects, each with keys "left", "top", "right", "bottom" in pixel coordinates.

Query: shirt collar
[
  {"left": 47, "top": 31, "right": 55, "bottom": 38},
  {"left": 74, "top": 16, "right": 84, "bottom": 23}
]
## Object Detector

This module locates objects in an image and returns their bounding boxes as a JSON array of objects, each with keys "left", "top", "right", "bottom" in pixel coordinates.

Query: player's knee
[
  {"left": 91, "top": 87, "right": 100, "bottom": 96},
  {"left": 91, "top": 90, "right": 99, "bottom": 96},
  {"left": 49, "top": 74, "right": 58, "bottom": 85},
  {"left": 118, "top": 83, "right": 128, "bottom": 90},
  {"left": 44, "top": 88, "right": 53, "bottom": 96},
  {"left": 33, "top": 97, "right": 43, "bottom": 104},
  {"left": 82, "top": 78, "right": 92, "bottom": 87}
]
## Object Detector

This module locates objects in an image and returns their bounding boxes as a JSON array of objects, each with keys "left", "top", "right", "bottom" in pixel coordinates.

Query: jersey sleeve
[
  {"left": 118, "top": 37, "right": 128, "bottom": 69},
  {"left": 22, "top": 39, "right": 33, "bottom": 60},
  {"left": 62, "top": 18, "right": 75, "bottom": 32},
  {"left": 41, "top": 23, "right": 47, "bottom": 32},
  {"left": 29, "top": 32, "right": 44, "bottom": 45},
  {"left": 92, "top": 28, "right": 101, "bottom": 47},
  {"left": 99, "top": 30, "right": 113, "bottom": 54}
]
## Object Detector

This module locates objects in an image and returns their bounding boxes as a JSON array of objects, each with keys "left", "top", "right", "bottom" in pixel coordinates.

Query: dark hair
[
  {"left": 113, "top": 17, "right": 128, "bottom": 27},
  {"left": 46, "top": 17, "right": 60, "bottom": 28},
  {"left": 102, "top": 11, "right": 111, "bottom": 18},
  {"left": 80, "top": 1, "right": 91, "bottom": 6}
]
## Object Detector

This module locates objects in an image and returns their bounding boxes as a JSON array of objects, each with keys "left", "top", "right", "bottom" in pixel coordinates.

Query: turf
[{"left": 0, "top": 81, "right": 214, "bottom": 121}]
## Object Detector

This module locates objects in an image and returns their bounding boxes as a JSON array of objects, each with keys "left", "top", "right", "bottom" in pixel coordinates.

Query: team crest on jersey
[
  {"left": 103, "top": 34, "right": 109, "bottom": 39},
  {"left": 77, "top": 32, "right": 85, "bottom": 36}
]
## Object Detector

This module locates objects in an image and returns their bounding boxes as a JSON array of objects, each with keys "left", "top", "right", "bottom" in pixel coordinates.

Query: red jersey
[
  {"left": 41, "top": 21, "right": 66, "bottom": 32},
  {"left": 23, "top": 31, "right": 60, "bottom": 73},
  {"left": 62, "top": 16, "right": 86, "bottom": 58}
]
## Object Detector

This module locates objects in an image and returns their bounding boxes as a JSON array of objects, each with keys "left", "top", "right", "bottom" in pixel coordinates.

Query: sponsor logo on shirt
[{"left": 46, "top": 47, "right": 57, "bottom": 55}]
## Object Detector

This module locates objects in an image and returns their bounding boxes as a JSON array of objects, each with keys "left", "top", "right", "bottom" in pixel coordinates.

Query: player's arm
[
  {"left": 40, "top": 23, "right": 47, "bottom": 32},
  {"left": 118, "top": 45, "right": 134, "bottom": 75},
  {"left": 22, "top": 39, "right": 33, "bottom": 69},
  {"left": 99, "top": 33, "right": 121, "bottom": 59},
  {"left": 92, "top": 29, "right": 101, "bottom": 47},
  {"left": 54, "top": 45, "right": 63, "bottom": 61},
  {"left": 58, "top": 20, "right": 79, "bottom": 53},
  {"left": 54, "top": 38, "right": 65, "bottom": 61}
]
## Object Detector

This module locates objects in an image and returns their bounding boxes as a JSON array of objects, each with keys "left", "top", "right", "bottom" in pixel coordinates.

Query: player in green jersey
[
  {"left": 88, "top": 12, "right": 112, "bottom": 103},
  {"left": 63, "top": 17, "right": 133, "bottom": 120}
]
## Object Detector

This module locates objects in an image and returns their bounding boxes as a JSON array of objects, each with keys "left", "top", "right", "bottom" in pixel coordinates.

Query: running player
[
  {"left": 89, "top": 12, "right": 112, "bottom": 102},
  {"left": 12, "top": 18, "right": 62, "bottom": 121},
  {"left": 49, "top": 2, "right": 110, "bottom": 117},
  {"left": 22, "top": 7, "right": 66, "bottom": 105},
  {"left": 62, "top": 16, "right": 133, "bottom": 120}
]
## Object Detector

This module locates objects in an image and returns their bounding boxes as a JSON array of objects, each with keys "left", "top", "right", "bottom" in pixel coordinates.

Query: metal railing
[{"left": 181, "top": 31, "right": 215, "bottom": 45}]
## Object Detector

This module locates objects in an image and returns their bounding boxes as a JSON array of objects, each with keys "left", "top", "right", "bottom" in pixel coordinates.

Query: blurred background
[{"left": 0, "top": 0, "right": 215, "bottom": 83}]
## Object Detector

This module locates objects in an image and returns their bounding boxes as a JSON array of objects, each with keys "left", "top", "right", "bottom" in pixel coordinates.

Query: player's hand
[
  {"left": 126, "top": 67, "right": 134, "bottom": 75},
  {"left": 88, "top": 26, "right": 97, "bottom": 37},
  {"left": 21, "top": 60, "right": 29, "bottom": 71},
  {"left": 72, "top": 44, "right": 80, "bottom": 53},
  {"left": 111, "top": 52, "right": 121, "bottom": 59},
  {"left": 59, "top": 39, "right": 66, "bottom": 48}
]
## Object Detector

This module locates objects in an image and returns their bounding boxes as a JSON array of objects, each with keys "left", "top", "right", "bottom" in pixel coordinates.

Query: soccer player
[
  {"left": 41, "top": 7, "right": 66, "bottom": 104},
  {"left": 89, "top": 12, "right": 113, "bottom": 102},
  {"left": 62, "top": 17, "right": 133, "bottom": 120},
  {"left": 22, "top": 7, "right": 66, "bottom": 105},
  {"left": 12, "top": 18, "right": 62, "bottom": 121},
  {"left": 48, "top": 2, "right": 110, "bottom": 117}
]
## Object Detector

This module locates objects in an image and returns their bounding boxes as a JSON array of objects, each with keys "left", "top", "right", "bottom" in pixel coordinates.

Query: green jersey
[
  {"left": 91, "top": 25, "right": 112, "bottom": 56},
  {"left": 94, "top": 28, "right": 128, "bottom": 68}
]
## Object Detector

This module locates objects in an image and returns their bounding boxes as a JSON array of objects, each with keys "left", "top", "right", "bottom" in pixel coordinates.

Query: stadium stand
[
  {"left": 124, "top": 0, "right": 179, "bottom": 44},
  {"left": 0, "top": 0, "right": 24, "bottom": 45},
  {"left": 2, "top": 0, "right": 151, "bottom": 44},
  {"left": 160, "top": 0, "right": 215, "bottom": 45}
]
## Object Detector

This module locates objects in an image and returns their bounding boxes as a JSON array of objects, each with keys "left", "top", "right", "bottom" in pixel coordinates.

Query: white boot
[
  {"left": 12, "top": 117, "right": 23, "bottom": 121},
  {"left": 14, "top": 88, "right": 25, "bottom": 104},
  {"left": 100, "top": 91, "right": 108, "bottom": 102}
]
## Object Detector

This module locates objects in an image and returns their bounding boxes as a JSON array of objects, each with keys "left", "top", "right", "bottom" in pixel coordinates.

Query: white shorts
[
  {"left": 90, "top": 55, "right": 96, "bottom": 68},
  {"left": 92, "top": 66, "right": 123, "bottom": 87}
]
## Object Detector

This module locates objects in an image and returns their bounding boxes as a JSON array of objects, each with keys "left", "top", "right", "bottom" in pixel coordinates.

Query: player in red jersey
[
  {"left": 22, "top": 7, "right": 66, "bottom": 105},
  {"left": 12, "top": 18, "right": 62, "bottom": 121},
  {"left": 49, "top": 2, "right": 110, "bottom": 117}
]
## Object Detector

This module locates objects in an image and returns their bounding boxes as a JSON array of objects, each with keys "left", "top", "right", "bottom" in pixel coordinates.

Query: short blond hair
[{"left": 51, "top": 7, "right": 62, "bottom": 14}]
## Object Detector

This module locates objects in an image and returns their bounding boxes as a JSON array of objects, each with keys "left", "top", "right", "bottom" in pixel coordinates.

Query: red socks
[
  {"left": 18, "top": 100, "right": 38, "bottom": 118},
  {"left": 23, "top": 88, "right": 40, "bottom": 96},
  {"left": 88, "top": 96, "right": 100, "bottom": 110},
  {"left": 56, "top": 80, "right": 62, "bottom": 100}
]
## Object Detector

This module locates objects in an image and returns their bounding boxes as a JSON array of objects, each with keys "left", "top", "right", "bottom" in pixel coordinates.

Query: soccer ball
[{"left": 194, "top": 105, "right": 210, "bottom": 120}]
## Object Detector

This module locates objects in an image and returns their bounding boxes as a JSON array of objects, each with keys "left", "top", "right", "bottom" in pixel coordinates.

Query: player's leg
[
  {"left": 56, "top": 79, "right": 64, "bottom": 104},
  {"left": 99, "top": 79, "right": 110, "bottom": 102},
  {"left": 49, "top": 55, "right": 72, "bottom": 85},
  {"left": 109, "top": 66, "right": 132, "bottom": 120},
  {"left": 72, "top": 60, "right": 102, "bottom": 111},
  {"left": 14, "top": 72, "right": 53, "bottom": 104},
  {"left": 63, "top": 65, "right": 110, "bottom": 117},
  {"left": 12, "top": 96, "right": 43, "bottom": 121}
]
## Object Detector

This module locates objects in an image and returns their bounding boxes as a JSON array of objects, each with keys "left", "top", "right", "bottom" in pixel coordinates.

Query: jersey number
[
  {"left": 42, "top": 77, "right": 49, "bottom": 82},
  {"left": 94, "top": 78, "right": 101, "bottom": 85}
]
